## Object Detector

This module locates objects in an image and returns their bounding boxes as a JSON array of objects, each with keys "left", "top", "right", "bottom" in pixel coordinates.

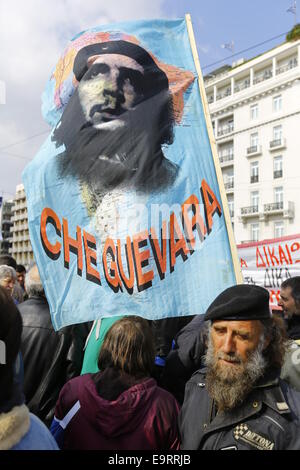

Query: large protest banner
[
  {"left": 23, "top": 16, "right": 242, "bottom": 330},
  {"left": 238, "top": 234, "right": 300, "bottom": 309}
]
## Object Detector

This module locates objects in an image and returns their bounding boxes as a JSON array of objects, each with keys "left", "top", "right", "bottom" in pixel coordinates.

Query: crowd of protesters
[{"left": 0, "top": 253, "right": 300, "bottom": 450}]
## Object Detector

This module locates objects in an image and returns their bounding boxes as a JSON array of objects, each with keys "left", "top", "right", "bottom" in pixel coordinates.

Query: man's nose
[
  {"left": 221, "top": 333, "right": 235, "bottom": 354},
  {"left": 104, "top": 70, "right": 126, "bottom": 103}
]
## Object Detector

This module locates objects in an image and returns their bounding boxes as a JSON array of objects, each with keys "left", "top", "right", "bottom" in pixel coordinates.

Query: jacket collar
[
  {"left": 195, "top": 367, "right": 291, "bottom": 437},
  {"left": 0, "top": 404, "right": 30, "bottom": 450}
]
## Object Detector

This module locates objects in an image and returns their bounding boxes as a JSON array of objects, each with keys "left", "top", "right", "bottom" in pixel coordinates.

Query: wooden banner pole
[{"left": 185, "top": 13, "right": 243, "bottom": 284}]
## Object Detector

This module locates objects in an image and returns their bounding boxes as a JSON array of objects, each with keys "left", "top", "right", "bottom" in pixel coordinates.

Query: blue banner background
[{"left": 23, "top": 18, "right": 236, "bottom": 330}]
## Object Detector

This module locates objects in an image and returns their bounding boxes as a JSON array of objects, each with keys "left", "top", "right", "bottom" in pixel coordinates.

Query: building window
[
  {"left": 251, "top": 191, "right": 259, "bottom": 210},
  {"left": 274, "top": 186, "right": 283, "bottom": 203},
  {"left": 274, "top": 221, "right": 284, "bottom": 238},
  {"left": 274, "top": 156, "right": 283, "bottom": 179},
  {"left": 228, "top": 199, "right": 234, "bottom": 218},
  {"left": 250, "top": 104, "right": 258, "bottom": 120},
  {"left": 273, "top": 125, "right": 282, "bottom": 142},
  {"left": 250, "top": 161, "right": 259, "bottom": 183},
  {"left": 250, "top": 132, "right": 259, "bottom": 148},
  {"left": 274, "top": 186, "right": 283, "bottom": 209},
  {"left": 273, "top": 95, "right": 282, "bottom": 112},
  {"left": 251, "top": 223, "right": 259, "bottom": 242}
]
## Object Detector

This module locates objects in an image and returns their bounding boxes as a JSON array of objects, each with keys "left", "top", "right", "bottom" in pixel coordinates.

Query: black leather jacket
[
  {"left": 19, "top": 296, "right": 90, "bottom": 426},
  {"left": 179, "top": 367, "right": 300, "bottom": 450},
  {"left": 162, "top": 314, "right": 207, "bottom": 403},
  {"left": 286, "top": 315, "right": 300, "bottom": 340}
]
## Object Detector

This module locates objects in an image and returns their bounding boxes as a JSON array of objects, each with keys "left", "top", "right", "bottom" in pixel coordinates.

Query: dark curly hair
[{"left": 261, "top": 316, "right": 288, "bottom": 369}]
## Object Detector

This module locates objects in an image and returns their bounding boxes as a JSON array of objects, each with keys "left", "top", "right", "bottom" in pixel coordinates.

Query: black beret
[
  {"left": 204, "top": 284, "right": 271, "bottom": 322},
  {"left": 73, "top": 40, "right": 169, "bottom": 93}
]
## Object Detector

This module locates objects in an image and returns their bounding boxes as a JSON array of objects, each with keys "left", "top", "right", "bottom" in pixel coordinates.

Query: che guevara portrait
[{"left": 52, "top": 39, "right": 181, "bottom": 216}]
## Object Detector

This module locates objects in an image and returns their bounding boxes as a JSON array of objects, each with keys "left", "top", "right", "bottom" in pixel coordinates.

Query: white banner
[{"left": 238, "top": 234, "right": 300, "bottom": 309}]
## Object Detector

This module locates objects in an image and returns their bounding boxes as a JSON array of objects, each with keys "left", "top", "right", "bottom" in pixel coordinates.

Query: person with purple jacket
[{"left": 51, "top": 316, "right": 180, "bottom": 450}]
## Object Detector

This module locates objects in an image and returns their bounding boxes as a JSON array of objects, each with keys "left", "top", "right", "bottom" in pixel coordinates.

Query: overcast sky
[{"left": 0, "top": 0, "right": 296, "bottom": 199}]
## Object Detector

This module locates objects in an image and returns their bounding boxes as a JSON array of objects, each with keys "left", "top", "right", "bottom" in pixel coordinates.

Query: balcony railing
[
  {"left": 274, "top": 170, "right": 283, "bottom": 179},
  {"left": 224, "top": 181, "right": 234, "bottom": 190},
  {"left": 247, "top": 145, "right": 261, "bottom": 156},
  {"left": 241, "top": 206, "right": 259, "bottom": 216},
  {"left": 264, "top": 201, "right": 283, "bottom": 212},
  {"left": 269, "top": 138, "right": 286, "bottom": 150},
  {"left": 253, "top": 70, "right": 273, "bottom": 84},
  {"left": 276, "top": 59, "right": 298, "bottom": 75},
  {"left": 218, "top": 124, "right": 234, "bottom": 137},
  {"left": 234, "top": 80, "right": 250, "bottom": 93},
  {"left": 219, "top": 152, "right": 234, "bottom": 164},
  {"left": 250, "top": 175, "right": 259, "bottom": 183},
  {"left": 216, "top": 89, "right": 232, "bottom": 101}
]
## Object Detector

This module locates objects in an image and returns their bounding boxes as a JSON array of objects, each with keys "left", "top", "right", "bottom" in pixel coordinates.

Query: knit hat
[{"left": 204, "top": 284, "right": 271, "bottom": 321}]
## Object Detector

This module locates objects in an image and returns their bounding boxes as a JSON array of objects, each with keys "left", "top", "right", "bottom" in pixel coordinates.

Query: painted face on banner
[
  {"left": 78, "top": 54, "right": 145, "bottom": 129},
  {"left": 53, "top": 40, "right": 178, "bottom": 211}
]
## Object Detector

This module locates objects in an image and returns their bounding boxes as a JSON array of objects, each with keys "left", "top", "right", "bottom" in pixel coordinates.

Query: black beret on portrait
[
  {"left": 204, "top": 284, "right": 271, "bottom": 322},
  {"left": 73, "top": 40, "right": 169, "bottom": 96}
]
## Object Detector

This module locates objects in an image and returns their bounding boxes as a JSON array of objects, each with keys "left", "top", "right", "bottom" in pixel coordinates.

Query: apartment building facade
[
  {"left": 204, "top": 38, "right": 300, "bottom": 244},
  {"left": 0, "top": 199, "right": 14, "bottom": 255},
  {"left": 9, "top": 183, "right": 34, "bottom": 267}
]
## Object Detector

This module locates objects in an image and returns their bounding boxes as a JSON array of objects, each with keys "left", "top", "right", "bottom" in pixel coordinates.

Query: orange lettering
[
  {"left": 40, "top": 208, "right": 62, "bottom": 260},
  {"left": 149, "top": 223, "right": 167, "bottom": 280},
  {"left": 132, "top": 231, "right": 154, "bottom": 292},
  {"left": 116, "top": 237, "right": 134, "bottom": 294},
  {"left": 200, "top": 179, "right": 222, "bottom": 234},
  {"left": 181, "top": 194, "right": 206, "bottom": 252},
  {"left": 63, "top": 219, "right": 83, "bottom": 275},
  {"left": 169, "top": 212, "right": 189, "bottom": 272},
  {"left": 103, "top": 238, "right": 122, "bottom": 293},
  {"left": 83, "top": 230, "right": 101, "bottom": 285}
]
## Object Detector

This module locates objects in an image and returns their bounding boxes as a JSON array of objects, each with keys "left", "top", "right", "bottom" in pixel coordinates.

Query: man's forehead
[
  {"left": 87, "top": 53, "right": 144, "bottom": 74},
  {"left": 212, "top": 319, "right": 262, "bottom": 332}
]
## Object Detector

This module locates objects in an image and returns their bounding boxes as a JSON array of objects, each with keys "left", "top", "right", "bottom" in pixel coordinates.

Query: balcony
[
  {"left": 276, "top": 58, "right": 298, "bottom": 75},
  {"left": 240, "top": 205, "right": 259, "bottom": 223},
  {"left": 224, "top": 180, "right": 234, "bottom": 193},
  {"left": 274, "top": 170, "right": 283, "bottom": 179},
  {"left": 234, "top": 79, "right": 250, "bottom": 93},
  {"left": 253, "top": 69, "right": 272, "bottom": 85},
  {"left": 247, "top": 145, "right": 262, "bottom": 157},
  {"left": 269, "top": 138, "right": 286, "bottom": 151},
  {"left": 216, "top": 88, "right": 232, "bottom": 101},
  {"left": 264, "top": 201, "right": 283, "bottom": 213},
  {"left": 262, "top": 201, "right": 294, "bottom": 220},
  {"left": 250, "top": 175, "right": 259, "bottom": 184},
  {"left": 219, "top": 152, "right": 234, "bottom": 167},
  {"left": 218, "top": 124, "right": 234, "bottom": 137}
]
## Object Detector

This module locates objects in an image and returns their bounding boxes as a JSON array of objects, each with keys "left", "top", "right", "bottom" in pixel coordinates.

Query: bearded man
[
  {"left": 178, "top": 284, "right": 300, "bottom": 450},
  {"left": 52, "top": 40, "right": 179, "bottom": 217},
  {"left": 278, "top": 277, "right": 300, "bottom": 341}
]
